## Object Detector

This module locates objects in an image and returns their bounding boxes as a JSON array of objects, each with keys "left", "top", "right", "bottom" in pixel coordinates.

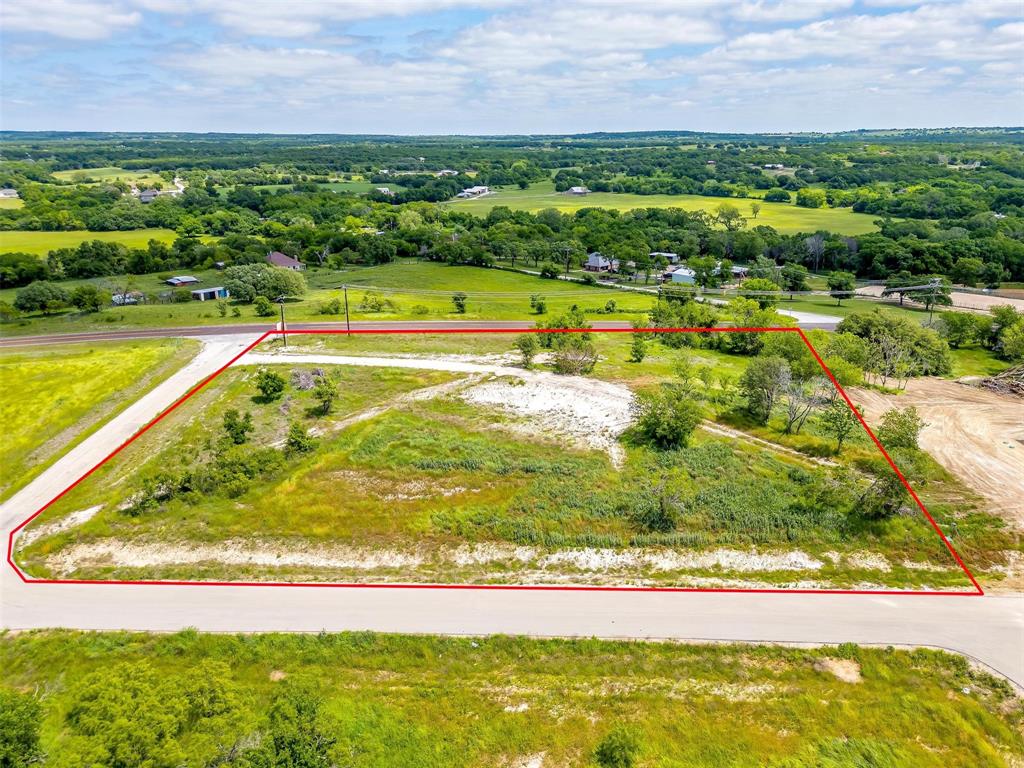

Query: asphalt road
[{"left": 2, "top": 331, "right": 1020, "bottom": 685}]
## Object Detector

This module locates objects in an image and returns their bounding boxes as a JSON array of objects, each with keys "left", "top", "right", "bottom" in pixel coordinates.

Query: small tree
[
  {"left": 629, "top": 335, "right": 647, "bottom": 363},
  {"left": 285, "top": 422, "right": 316, "bottom": 455},
  {"left": 516, "top": 333, "right": 539, "bottom": 368},
  {"left": 539, "top": 262, "right": 560, "bottom": 279},
  {"left": 255, "top": 368, "right": 286, "bottom": 401},
  {"left": 595, "top": 728, "right": 640, "bottom": 768},
  {"left": 876, "top": 406, "right": 925, "bottom": 451},
  {"left": 750, "top": 201, "right": 762, "bottom": 219},
  {"left": 530, "top": 294, "right": 547, "bottom": 314},
  {"left": 13, "top": 281, "right": 70, "bottom": 314},
  {"left": 216, "top": 300, "right": 228, "bottom": 317},
  {"left": 313, "top": 375, "right": 339, "bottom": 415},
  {"left": 253, "top": 295, "right": 275, "bottom": 317},
  {"left": 820, "top": 400, "right": 860, "bottom": 453},
  {"left": 827, "top": 271, "right": 856, "bottom": 306},
  {"left": 742, "top": 277, "right": 781, "bottom": 309},
  {"left": 631, "top": 388, "right": 702, "bottom": 449},
  {"left": 222, "top": 409, "right": 254, "bottom": 445},
  {"left": 739, "top": 356, "right": 791, "bottom": 424},
  {"left": 70, "top": 284, "right": 109, "bottom": 313},
  {"left": 451, "top": 292, "right": 468, "bottom": 314}
]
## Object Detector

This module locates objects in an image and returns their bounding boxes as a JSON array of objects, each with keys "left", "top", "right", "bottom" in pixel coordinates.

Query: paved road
[{"left": 2, "top": 332, "right": 1021, "bottom": 685}]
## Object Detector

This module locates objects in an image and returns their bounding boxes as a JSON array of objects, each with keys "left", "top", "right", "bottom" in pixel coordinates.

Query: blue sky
[{"left": 2, "top": 0, "right": 1021, "bottom": 134}]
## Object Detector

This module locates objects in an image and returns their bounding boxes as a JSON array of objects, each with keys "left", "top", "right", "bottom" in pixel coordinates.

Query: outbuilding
[
  {"left": 191, "top": 286, "right": 230, "bottom": 302},
  {"left": 165, "top": 275, "right": 200, "bottom": 287}
]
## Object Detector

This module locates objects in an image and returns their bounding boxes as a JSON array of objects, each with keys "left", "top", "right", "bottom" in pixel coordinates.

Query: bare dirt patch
[
  {"left": 814, "top": 658, "right": 862, "bottom": 683},
  {"left": 851, "top": 378, "right": 1024, "bottom": 525}
]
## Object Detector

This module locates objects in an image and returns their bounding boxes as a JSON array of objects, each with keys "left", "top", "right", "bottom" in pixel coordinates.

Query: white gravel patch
[
  {"left": 537, "top": 548, "right": 825, "bottom": 573},
  {"left": 18, "top": 505, "right": 102, "bottom": 547}
]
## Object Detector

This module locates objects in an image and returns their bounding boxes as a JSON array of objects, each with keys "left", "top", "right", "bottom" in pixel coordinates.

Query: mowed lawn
[
  {"left": 0, "top": 198, "right": 24, "bottom": 209},
  {"left": 443, "top": 182, "right": 882, "bottom": 235},
  {"left": 51, "top": 166, "right": 168, "bottom": 188},
  {"left": 2, "top": 630, "right": 1021, "bottom": 767},
  {"left": 0, "top": 338, "right": 197, "bottom": 500},
  {"left": 0, "top": 228, "right": 181, "bottom": 256}
]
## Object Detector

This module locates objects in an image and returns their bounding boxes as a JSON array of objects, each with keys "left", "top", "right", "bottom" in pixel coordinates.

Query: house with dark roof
[
  {"left": 139, "top": 189, "right": 160, "bottom": 203},
  {"left": 165, "top": 275, "right": 200, "bottom": 287},
  {"left": 266, "top": 251, "right": 305, "bottom": 271}
]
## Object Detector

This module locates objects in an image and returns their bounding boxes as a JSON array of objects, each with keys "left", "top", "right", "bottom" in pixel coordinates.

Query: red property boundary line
[{"left": 6, "top": 326, "right": 983, "bottom": 596}]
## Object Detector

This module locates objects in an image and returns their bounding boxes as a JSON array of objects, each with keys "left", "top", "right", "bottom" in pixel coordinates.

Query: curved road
[{"left": 2, "top": 331, "right": 1021, "bottom": 685}]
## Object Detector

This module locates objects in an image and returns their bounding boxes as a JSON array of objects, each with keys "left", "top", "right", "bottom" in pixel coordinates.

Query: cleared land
[
  {"left": 0, "top": 228, "right": 181, "bottom": 256},
  {"left": 15, "top": 332, "right": 1010, "bottom": 590},
  {"left": 0, "top": 339, "right": 196, "bottom": 501},
  {"left": 0, "top": 198, "right": 23, "bottom": 209},
  {"left": 444, "top": 182, "right": 882, "bottom": 235},
  {"left": 50, "top": 166, "right": 168, "bottom": 188},
  {"left": 2, "top": 630, "right": 1021, "bottom": 767}
]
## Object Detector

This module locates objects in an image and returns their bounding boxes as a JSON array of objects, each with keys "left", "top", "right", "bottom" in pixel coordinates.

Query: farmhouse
[
  {"left": 190, "top": 286, "right": 230, "bottom": 302},
  {"left": 375, "top": 187, "right": 395, "bottom": 196},
  {"left": 456, "top": 185, "right": 490, "bottom": 198},
  {"left": 165, "top": 275, "right": 199, "bottom": 287},
  {"left": 266, "top": 251, "right": 305, "bottom": 271},
  {"left": 567, "top": 186, "right": 590, "bottom": 195},
  {"left": 584, "top": 252, "right": 616, "bottom": 272},
  {"left": 763, "top": 163, "right": 785, "bottom": 170},
  {"left": 139, "top": 189, "right": 159, "bottom": 203},
  {"left": 0, "top": 188, "right": 19, "bottom": 199}
]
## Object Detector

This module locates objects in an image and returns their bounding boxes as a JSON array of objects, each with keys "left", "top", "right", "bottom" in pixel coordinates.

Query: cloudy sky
[{"left": 2, "top": 0, "right": 1022, "bottom": 134}]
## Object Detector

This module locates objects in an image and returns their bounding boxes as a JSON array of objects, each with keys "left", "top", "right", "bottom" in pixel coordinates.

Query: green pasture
[
  {"left": 0, "top": 228, "right": 182, "bottom": 256},
  {"left": 3, "top": 630, "right": 1020, "bottom": 768},
  {"left": 0, "top": 198, "right": 23, "bottom": 209},
  {"left": 443, "top": 182, "right": 883, "bottom": 235},
  {"left": 0, "top": 338, "right": 196, "bottom": 500},
  {"left": 51, "top": 166, "right": 168, "bottom": 188}
]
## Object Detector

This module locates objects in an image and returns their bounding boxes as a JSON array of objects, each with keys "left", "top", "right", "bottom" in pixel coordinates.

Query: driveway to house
[{"left": 1, "top": 331, "right": 1021, "bottom": 686}]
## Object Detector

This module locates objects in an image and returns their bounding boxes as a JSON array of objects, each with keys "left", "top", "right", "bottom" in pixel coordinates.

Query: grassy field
[
  {"left": 0, "top": 262, "right": 656, "bottom": 335},
  {"left": 0, "top": 197, "right": 23, "bottom": 209},
  {"left": 50, "top": 166, "right": 168, "bottom": 188},
  {"left": 443, "top": 182, "right": 882, "bottom": 235},
  {"left": 0, "top": 339, "right": 197, "bottom": 501},
  {"left": 16, "top": 331, "right": 1009, "bottom": 589},
  {"left": 2, "top": 630, "right": 1020, "bottom": 767},
  {"left": 0, "top": 228, "right": 182, "bottom": 256}
]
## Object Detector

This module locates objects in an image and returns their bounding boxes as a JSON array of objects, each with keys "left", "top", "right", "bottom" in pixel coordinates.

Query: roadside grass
[
  {"left": 0, "top": 228, "right": 182, "bottom": 256},
  {"left": 442, "top": 181, "right": 883, "bottom": 236},
  {"left": 2, "top": 630, "right": 1021, "bottom": 767},
  {"left": 0, "top": 338, "right": 197, "bottom": 501},
  {"left": 948, "top": 346, "right": 1016, "bottom": 378},
  {"left": 16, "top": 341, "right": 1001, "bottom": 588},
  {"left": 50, "top": 166, "right": 168, "bottom": 188}
]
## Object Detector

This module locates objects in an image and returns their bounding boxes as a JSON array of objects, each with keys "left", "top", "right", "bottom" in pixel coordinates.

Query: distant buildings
[
  {"left": 763, "top": 163, "right": 785, "bottom": 170},
  {"left": 584, "top": 252, "right": 619, "bottom": 273},
  {"left": 139, "top": 189, "right": 160, "bottom": 203},
  {"left": 456, "top": 185, "right": 490, "bottom": 198},
  {"left": 668, "top": 267, "right": 697, "bottom": 285},
  {"left": 567, "top": 186, "right": 590, "bottom": 195},
  {"left": 266, "top": 251, "right": 305, "bottom": 271},
  {"left": 436, "top": 169, "right": 459, "bottom": 177},
  {"left": 165, "top": 275, "right": 199, "bottom": 287},
  {"left": 375, "top": 187, "right": 395, "bottom": 196},
  {"left": 0, "top": 188, "right": 19, "bottom": 199},
  {"left": 650, "top": 251, "right": 680, "bottom": 264}
]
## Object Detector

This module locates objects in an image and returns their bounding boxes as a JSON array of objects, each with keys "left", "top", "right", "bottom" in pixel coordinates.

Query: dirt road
[
  {"left": 856, "top": 285, "right": 1024, "bottom": 314},
  {"left": 851, "top": 378, "right": 1024, "bottom": 525}
]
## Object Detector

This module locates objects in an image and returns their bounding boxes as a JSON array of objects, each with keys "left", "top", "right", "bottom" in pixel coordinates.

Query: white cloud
[
  {"left": 1, "top": 0, "right": 141, "bottom": 40},
  {"left": 732, "top": 0, "right": 855, "bottom": 22}
]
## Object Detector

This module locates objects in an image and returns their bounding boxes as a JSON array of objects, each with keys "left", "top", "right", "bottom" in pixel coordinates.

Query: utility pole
[
  {"left": 343, "top": 284, "right": 351, "bottom": 335},
  {"left": 277, "top": 297, "right": 287, "bottom": 348}
]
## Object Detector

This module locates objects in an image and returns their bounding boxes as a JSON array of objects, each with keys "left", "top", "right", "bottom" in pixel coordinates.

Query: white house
[
  {"left": 670, "top": 267, "right": 697, "bottom": 285},
  {"left": 567, "top": 186, "right": 590, "bottom": 195},
  {"left": 456, "top": 185, "right": 490, "bottom": 198},
  {"left": 0, "top": 188, "right": 19, "bottom": 199},
  {"left": 763, "top": 163, "right": 785, "bottom": 170},
  {"left": 584, "top": 252, "right": 613, "bottom": 272},
  {"left": 375, "top": 187, "right": 394, "bottom": 196}
]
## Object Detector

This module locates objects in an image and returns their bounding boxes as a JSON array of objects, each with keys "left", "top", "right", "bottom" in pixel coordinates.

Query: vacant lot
[
  {"left": 444, "top": 182, "right": 882, "bottom": 235},
  {"left": 2, "top": 630, "right": 1020, "bottom": 768},
  {"left": 0, "top": 338, "right": 196, "bottom": 500},
  {"left": 0, "top": 228, "right": 182, "bottom": 256},
  {"left": 17, "top": 333, "right": 1009, "bottom": 590}
]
